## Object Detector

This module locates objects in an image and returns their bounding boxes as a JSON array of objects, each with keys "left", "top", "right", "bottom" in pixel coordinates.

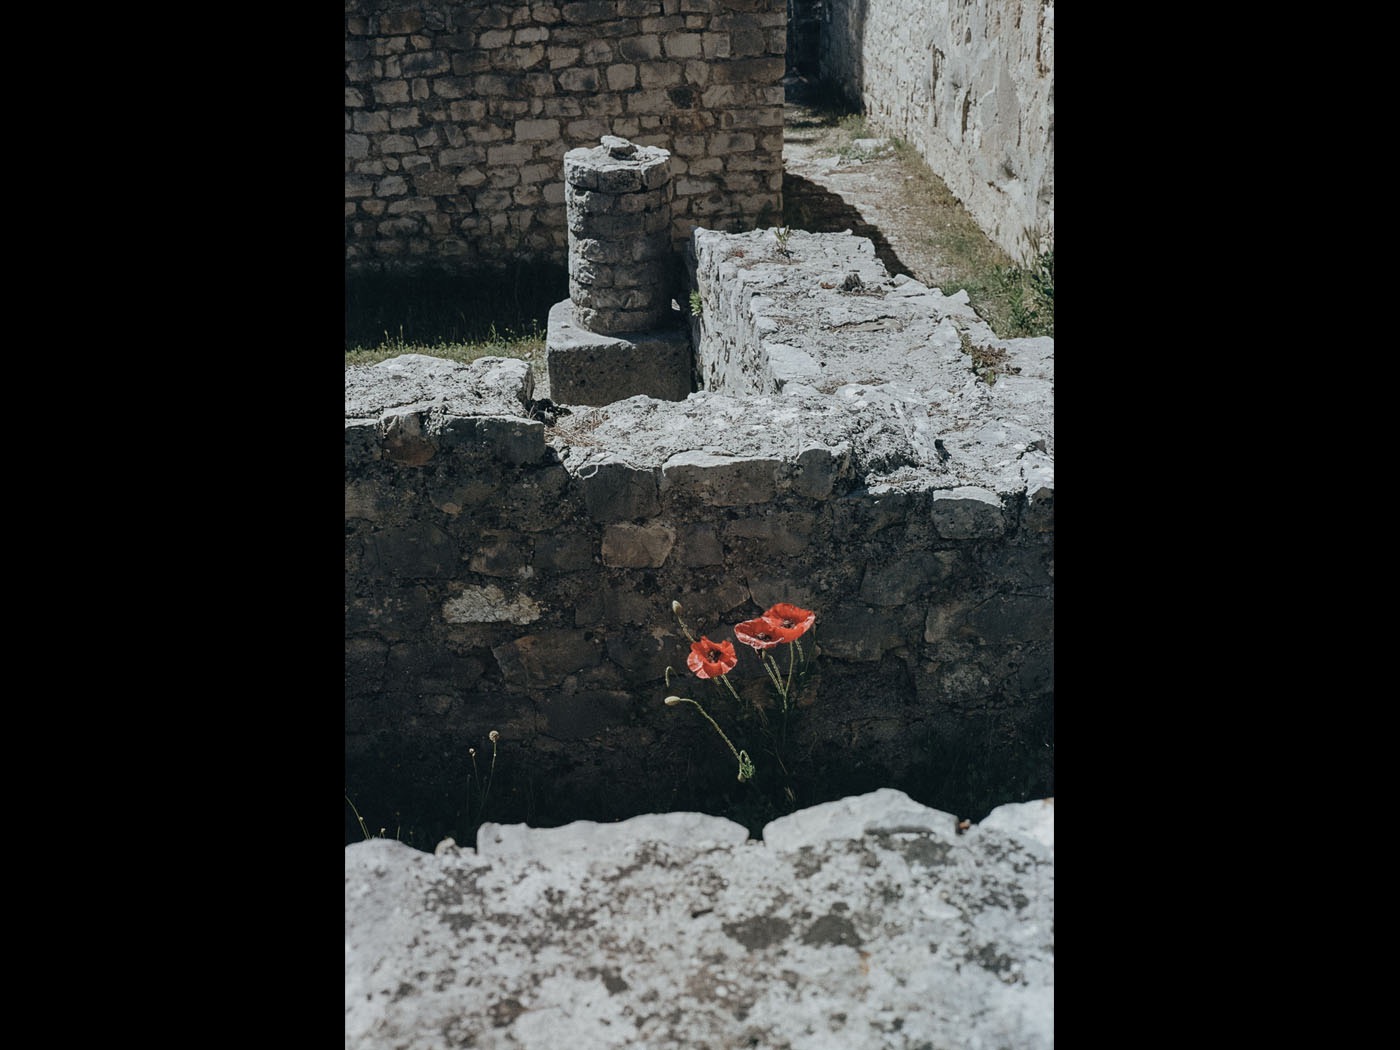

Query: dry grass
[{"left": 783, "top": 100, "right": 1053, "bottom": 339}]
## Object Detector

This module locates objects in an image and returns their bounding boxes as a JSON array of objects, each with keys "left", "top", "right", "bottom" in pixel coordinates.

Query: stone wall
[
  {"left": 345, "top": 228, "right": 1053, "bottom": 848},
  {"left": 817, "top": 0, "right": 1053, "bottom": 261},
  {"left": 345, "top": 0, "right": 786, "bottom": 273}
]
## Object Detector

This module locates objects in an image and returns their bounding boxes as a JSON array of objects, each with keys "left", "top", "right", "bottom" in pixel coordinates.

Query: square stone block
[{"left": 546, "top": 299, "right": 693, "bottom": 406}]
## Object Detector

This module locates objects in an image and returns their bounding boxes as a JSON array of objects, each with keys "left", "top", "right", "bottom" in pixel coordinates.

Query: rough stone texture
[
  {"left": 345, "top": 353, "right": 535, "bottom": 422},
  {"left": 564, "top": 137, "right": 676, "bottom": 333},
  {"left": 545, "top": 299, "right": 693, "bottom": 405},
  {"left": 344, "top": 230, "right": 1052, "bottom": 847},
  {"left": 818, "top": 0, "right": 1053, "bottom": 261},
  {"left": 677, "top": 225, "right": 1052, "bottom": 497},
  {"left": 344, "top": 0, "right": 786, "bottom": 272},
  {"left": 345, "top": 790, "right": 1054, "bottom": 1049}
]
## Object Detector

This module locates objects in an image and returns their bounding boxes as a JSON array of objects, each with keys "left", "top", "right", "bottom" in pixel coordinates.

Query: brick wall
[{"left": 345, "top": 0, "right": 787, "bottom": 272}]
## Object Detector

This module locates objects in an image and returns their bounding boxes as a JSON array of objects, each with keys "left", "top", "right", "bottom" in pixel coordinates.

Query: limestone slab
[{"left": 345, "top": 789, "right": 1054, "bottom": 1050}]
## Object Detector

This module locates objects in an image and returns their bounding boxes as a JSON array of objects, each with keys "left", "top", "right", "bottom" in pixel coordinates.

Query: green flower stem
[
  {"left": 760, "top": 652, "right": 786, "bottom": 703},
  {"left": 717, "top": 673, "right": 744, "bottom": 706},
  {"left": 667, "top": 696, "right": 754, "bottom": 782},
  {"left": 672, "top": 602, "right": 697, "bottom": 644},
  {"left": 345, "top": 794, "right": 372, "bottom": 840},
  {"left": 480, "top": 734, "right": 498, "bottom": 822},
  {"left": 717, "top": 671, "right": 769, "bottom": 727},
  {"left": 783, "top": 641, "right": 798, "bottom": 705}
]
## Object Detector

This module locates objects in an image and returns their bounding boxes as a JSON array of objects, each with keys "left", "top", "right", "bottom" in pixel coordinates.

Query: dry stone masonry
[
  {"left": 565, "top": 136, "right": 675, "bottom": 334},
  {"left": 344, "top": 0, "right": 786, "bottom": 272},
  {"left": 547, "top": 136, "right": 694, "bottom": 405},
  {"left": 344, "top": 227, "right": 1053, "bottom": 843}
]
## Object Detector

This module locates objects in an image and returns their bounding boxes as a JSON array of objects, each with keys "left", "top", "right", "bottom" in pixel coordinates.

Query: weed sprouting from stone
[
  {"left": 464, "top": 730, "right": 501, "bottom": 839},
  {"left": 345, "top": 792, "right": 373, "bottom": 840}
]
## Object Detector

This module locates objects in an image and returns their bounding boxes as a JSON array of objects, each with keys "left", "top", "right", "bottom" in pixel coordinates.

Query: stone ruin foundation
[
  {"left": 546, "top": 137, "right": 692, "bottom": 406},
  {"left": 345, "top": 220, "right": 1054, "bottom": 846}
]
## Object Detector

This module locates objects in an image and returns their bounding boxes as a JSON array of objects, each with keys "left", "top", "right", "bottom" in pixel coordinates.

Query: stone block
[
  {"left": 929, "top": 486, "right": 1006, "bottom": 539},
  {"left": 675, "top": 523, "right": 724, "bottom": 566},
  {"left": 664, "top": 31, "right": 703, "bottom": 58},
  {"left": 578, "top": 455, "right": 662, "bottom": 522},
  {"left": 442, "top": 584, "right": 542, "bottom": 626},
  {"left": 858, "top": 551, "right": 956, "bottom": 606},
  {"left": 515, "top": 118, "right": 559, "bottom": 140},
  {"left": 546, "top": 300, "right": 691, "bottom": 406},
  {"left": 660, "top": 450, "right": 780, "bottom": 506},
  {"left": 605, "top": 63, "right": 637, "bottom": 91},
  {"left": 492, "top": 629, "right": 602, "bottom": 688},
  {"left": 816, "top": 603, "right": 909, "bottom": 662},
  {"left": 367, "top": 523, "right": 458, "bottom": 579},
  {"left": 601, "top": 522, "right": 676, "bottom": 567}
]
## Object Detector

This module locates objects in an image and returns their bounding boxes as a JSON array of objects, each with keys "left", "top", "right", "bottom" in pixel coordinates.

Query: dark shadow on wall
[
  {"left": 345, "top": 261, "right": 568, "bottom": 351},
  {"left": 782, "top": 172, "right": 914, "bottom": 281},
  {"left": 796, "top": 0, "right": 866, "bottom": 106},
  {"left": 785, "top": 0, "right": 823, "bottom": 77},
  {"left": 345, "top": 695, "right": 1054, "bottom": 850}
]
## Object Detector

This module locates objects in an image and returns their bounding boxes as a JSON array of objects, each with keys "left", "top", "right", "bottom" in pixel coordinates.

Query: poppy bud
[
  {"left": 672, "top": 600, "right": 683, "bottom": 615},
  {"left": 489, "top": 730, "right": 499, "bottom": 743},
  {"left": 664, "top": 695, "right": 683, "bottom": 706}
]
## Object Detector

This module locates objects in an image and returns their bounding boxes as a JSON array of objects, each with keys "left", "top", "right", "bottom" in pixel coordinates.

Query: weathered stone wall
[
  {"left": 345, "top": 0, "right": 786, "bottom": 272},
  {"left": 818, "top": 0, "right": 1053, "bottom": 260},
  {"left": 345, "top": 230, "right": 1053, "bottom": 847}
]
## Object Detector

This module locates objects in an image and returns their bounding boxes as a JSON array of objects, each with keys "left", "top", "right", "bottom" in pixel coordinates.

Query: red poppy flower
[
  {"left": 734, "top": 618, "right": 783, "bottom": 650},
  {"left": 761, "top": 602, "right": 815, "bottom": 642},
  {"left": 687, "top": 637, "right": 738, "bottom": 679}
]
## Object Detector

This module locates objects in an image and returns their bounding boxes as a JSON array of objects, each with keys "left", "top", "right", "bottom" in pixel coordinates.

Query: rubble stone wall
[
  {"left": 345, "top": 0, "right": 786, "bottom": 272},
  {"left": 818, "top": 0, "right": 1053, "bottom": 260},
  {"left": 346, "top": 229, "right": 1053, "bottom": 845}
]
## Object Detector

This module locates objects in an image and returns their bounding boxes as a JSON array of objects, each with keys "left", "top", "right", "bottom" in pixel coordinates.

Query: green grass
[
  {"left": 344, "top": 324, "right": 546, "bottom": 371},
  {"left": 790, "top": 104, "right": 1054, "bottom": 340},
  {"left": 345, "top": 262, "right": 562, "bottom": 369}
]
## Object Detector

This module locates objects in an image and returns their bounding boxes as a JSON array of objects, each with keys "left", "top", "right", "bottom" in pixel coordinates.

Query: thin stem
[
  {"left": 481, "top": 738, "right": 498, "bottom": 822},
  {"left": 467, "top": 750, "right": 481, "bottom": 831},
  {"left": 672, "top": 697, "right": 753, "bottom": 781},
  {"left": 718, "top": 673, "right": 744, "bottom": 706},
  {"left": 783, "top": 640, "right": 798, "bottom": 702},
  {"left": 718, "top": 671, "right": 767, "bottom": 727},
  {"left": 672, "top": 605, "right": 697, "bottom": 644},
  {"left": 761, "top": 652, "right": 786, "bottom": 702},
  {"left": 345, "top": 794, "right": 372, "bottom": 840}
]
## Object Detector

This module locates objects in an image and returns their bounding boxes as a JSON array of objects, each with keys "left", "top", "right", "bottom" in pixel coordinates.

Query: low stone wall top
[
  {"left": 677, "top": 225, "right": 1053, "bottom": 498},
  {"left": 346, "top": 789, "right": 1054, "bottom": 1049}
]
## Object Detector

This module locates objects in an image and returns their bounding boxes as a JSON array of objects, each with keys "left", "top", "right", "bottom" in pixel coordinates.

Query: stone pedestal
[
  {"left": 545, "top": 301, "right": 690, "bottom": 407},
  {"left": 548, "top": 136, "right": 692, "bottom": 405}
]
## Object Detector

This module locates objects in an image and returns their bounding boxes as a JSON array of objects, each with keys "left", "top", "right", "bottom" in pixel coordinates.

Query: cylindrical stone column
[{"left": 563, "top": 136, "right": 673, "bottom": 335}]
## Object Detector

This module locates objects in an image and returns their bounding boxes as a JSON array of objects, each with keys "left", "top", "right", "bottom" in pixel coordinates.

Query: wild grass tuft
[
  {"left": 344, "top": 323, "right": 546, "bottom": 371},
  {"left": 783, "top": 94, "right": 1054, "bottom": 340},
  {"left": 345, "top": 262, "right": 561, "bottom": 372}
]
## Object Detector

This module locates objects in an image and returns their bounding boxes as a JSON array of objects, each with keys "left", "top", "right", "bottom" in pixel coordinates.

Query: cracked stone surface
[
  {"left": 346, "top": 789, "right": 1053, "bottom": 1050},
  {"left": 549, "top": 227, "right": 1051, "bottom": 502}
]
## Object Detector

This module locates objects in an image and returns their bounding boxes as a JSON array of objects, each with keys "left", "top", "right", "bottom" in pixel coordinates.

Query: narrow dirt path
[{"left": 781, "top": 81, "right": 985, "bottom": 295}]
